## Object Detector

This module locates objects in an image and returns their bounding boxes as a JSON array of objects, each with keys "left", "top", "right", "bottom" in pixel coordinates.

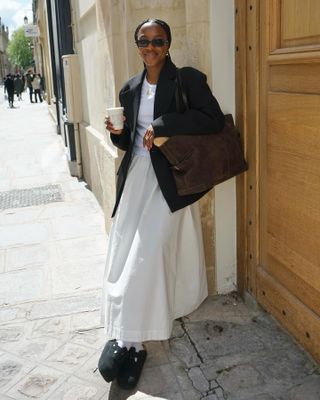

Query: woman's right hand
[{"left": 104, "top": 117, "right": 125, "bottom": 135}]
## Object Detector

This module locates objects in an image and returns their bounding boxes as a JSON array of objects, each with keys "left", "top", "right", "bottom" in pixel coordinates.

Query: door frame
[{"left": 235, "top": 0, "right": 261, "bottom": 298}]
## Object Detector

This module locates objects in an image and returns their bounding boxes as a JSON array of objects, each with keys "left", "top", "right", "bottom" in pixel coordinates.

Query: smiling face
[{"left": 136, "top": 22, "right": 170, "bottom": 68}]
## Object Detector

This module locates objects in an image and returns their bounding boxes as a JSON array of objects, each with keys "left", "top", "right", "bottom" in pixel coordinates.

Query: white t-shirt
[{"left": 133, "top": 76, "right": 157, "bottom": 156}]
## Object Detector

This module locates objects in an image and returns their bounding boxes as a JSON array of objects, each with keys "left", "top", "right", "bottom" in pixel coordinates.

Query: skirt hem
[{"left": 103, "top": 293, "right": 208, "bottom": 342}]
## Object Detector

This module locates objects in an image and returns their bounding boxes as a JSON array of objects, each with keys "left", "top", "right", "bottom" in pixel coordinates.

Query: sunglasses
[{"left": 136, "top": 38, "right": 169, "bottom": 48}]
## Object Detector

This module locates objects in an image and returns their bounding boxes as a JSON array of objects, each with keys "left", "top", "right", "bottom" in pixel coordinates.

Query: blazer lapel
[
  {"left": 154, "top": 59, "right": 177, "bottom": 119},
  {"left": 130, "top": 70, "right": 145, "bottom": 141}
]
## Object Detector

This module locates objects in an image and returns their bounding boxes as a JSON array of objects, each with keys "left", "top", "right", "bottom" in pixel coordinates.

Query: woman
[
  {"left": 99, "top": 18, "right": 224, "bottom": 390},
  {"left": 32, "top": 74, "right": 43, "bottom": 103}
]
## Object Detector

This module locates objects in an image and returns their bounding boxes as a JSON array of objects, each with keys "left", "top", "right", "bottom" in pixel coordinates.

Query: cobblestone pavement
[{"left": 0, "top": 97, "right": 319, "bottom": 400}]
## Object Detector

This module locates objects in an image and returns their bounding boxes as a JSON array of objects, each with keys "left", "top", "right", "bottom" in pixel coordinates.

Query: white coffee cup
[{"left": 107, "top": 107, "right": 124, "bottom": 130}]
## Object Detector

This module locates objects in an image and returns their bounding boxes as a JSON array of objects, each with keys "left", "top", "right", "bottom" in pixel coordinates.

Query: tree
[{"left": 7, "top": 27, "right": 33, "bottom": 70}]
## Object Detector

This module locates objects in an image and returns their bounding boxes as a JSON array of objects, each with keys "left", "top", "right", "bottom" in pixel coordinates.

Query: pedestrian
[
  {"left": 4, "top": 74, "right": 14, "bottom": 108},
  {"left": 25, "top": 71, "right": 34, "bottom": 103},
  {"left": 32, "top": 74, "right": 43, "bottom": 103},
  {"left": 99, "top": 18, "right": 225, "bottom": 390},
  {"left": 14, "top": 74, "right": 24, "bottom": 100}
]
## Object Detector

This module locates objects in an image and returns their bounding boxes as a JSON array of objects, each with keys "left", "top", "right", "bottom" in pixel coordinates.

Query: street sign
[{"left": 24, "top": 24, "right": 39, "bottom": 37}]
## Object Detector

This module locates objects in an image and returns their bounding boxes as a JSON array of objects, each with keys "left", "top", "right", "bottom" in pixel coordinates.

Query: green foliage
[{"left": 7, "top": 27, "right": 34, "bottom": 69}]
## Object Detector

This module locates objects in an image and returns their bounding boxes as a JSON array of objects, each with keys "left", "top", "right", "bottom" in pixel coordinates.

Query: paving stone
[
  {"left": 143, "top": 341, "right": 170, "bottom": 368},
  {"left": 30, "top": 315, "right": 72, "bottom": 338},
  {"left": 70, "top": 327, "right": 106, "bottom": 350},
  {"left": 6, "top": 366, "right": 66, "bottom": 400},
  {"left": 186, "top": 294, "right": 259, "bottom": 324},
  {"left": 36, "top": 202, "right": 101, "bottom": 219},
  {"left": 0, "top": 269, "right": 45, "bottom": 305},
  {"left": 51, "top": 255, "right": 105, "bottom": 296},
  {"left": 45, "top": 342, "right": 96, "bottom": 373},
  {"left": 202, "top": 395, "right": 219, "bottom": 400},
  {"left": 0, "top": 249, "right": 5, "bottom": 273},
  {"left": 4, "top": 336, "right": 63, "bottom": 362},
  {"left": 253, "top": 347, "right": 316, "bottom": 385},
  {"left": 200, "top": 351, "right": 261, "bottom": 383},
  {"left": 29, "top": 293, "right": 101, "bottom": 319},
  {"left": 251, "top": 313, "right": 301, "bottom": 350},
  {"left": 287, "top": 375, "right": 320, "bottom": 400},
  {"left": 136, "top": 364, "right": 180, "bottom": 395},
  {"left": 47, "top": 376, "right": 107, "bottom": 399},
  {"left": 51, "top": 214, "right": 105, "bottom": 240},
  {"left": 154, "top": 392, "right": 184, "bottom": 400},
  {"left": 6, "top": 243, "right": 52, "bottom": 271},
  {"left": 66, "top": 189, "right": 101, "bottom": 205},
  {"left": 213, "top": 387, "right": 225, "bottom": 400},
  {"left": 0, "top": 325, "right": 25, "bottom": 343},
  {"left": 166, "top": 334, "right": 201, "bottom": 368},
  {"left": 0, "top": 222, "right": 49, "bottom": 248},
  {"left": 185, "top": 320, "right": 265, "bottom": 359},
  {"left": 55, "top": 234, "right": 107, "bottom": 260},
  {"left": 171, "top": 319, "right": 184, "bottom": 338},
  {"left": 74, "top": 350, "right": 108, "bottom": 386},
  {"left": 0, "top": 354, "right": 35, "bottom": 393},
  {"left": 171, "top": 362, "right": 201, "bottom": 400},
  {"left": 216, "top": 364, "right": 265, "bottom": 394},
  {"left": 188, "top": 366, "right": 209, "bottom": 393},
  {"left": 13, "top": 173, "right": 70, "bottom": 190},
  {"left": 70, "top": 310, "right": 103, "bottom": 333},
  {"left": 0, "top": 307, "right": 20, "bottom": 323}
]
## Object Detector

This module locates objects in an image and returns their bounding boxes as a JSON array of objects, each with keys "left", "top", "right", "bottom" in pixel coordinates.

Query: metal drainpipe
[
  {"left": 74, "top": 122, "right": 83, "bottom": 178},
  {"left": 69, "top": 2, "right": 82, "bottom": 179}
]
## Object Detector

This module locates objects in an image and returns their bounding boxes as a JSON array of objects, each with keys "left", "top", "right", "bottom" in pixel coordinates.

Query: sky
[{"left": 0, "top": 0, "right": 33, "bottom": 38}]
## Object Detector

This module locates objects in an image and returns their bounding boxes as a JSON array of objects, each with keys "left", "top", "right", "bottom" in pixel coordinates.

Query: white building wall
[{"left": 210, "top": 0, "right": 237, "bottom": 293}]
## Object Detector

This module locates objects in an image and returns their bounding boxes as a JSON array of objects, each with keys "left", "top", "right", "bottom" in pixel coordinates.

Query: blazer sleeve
[
  {"left": 109, "top": 87, "right": 132, "bottom": 151},
  {"left": 152, "top": 68, "right": 225, "bottom": 138}
]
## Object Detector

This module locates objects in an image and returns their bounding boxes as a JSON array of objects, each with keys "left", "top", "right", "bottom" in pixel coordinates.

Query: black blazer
[{"left": 110, "top": 58, "right": 225, "bottom": 217}]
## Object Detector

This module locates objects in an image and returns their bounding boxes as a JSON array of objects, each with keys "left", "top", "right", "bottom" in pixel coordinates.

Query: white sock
[
  {"left": 130, "top": 342, "right": 144, "bottom": 352},
  {"left": 116, "top": 340, "right": 143, "bottom": 352},
  {"left": 116, "top": 340, "right": 130, "bottom": 349}
]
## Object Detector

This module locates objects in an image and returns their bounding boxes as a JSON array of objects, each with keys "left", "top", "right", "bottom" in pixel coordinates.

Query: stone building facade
[
  {"left": 0, "top": 18, "right": 10, "bottom": 80},
  {"left": 34, "top": 0, "right": 237, "bottom": 296}
]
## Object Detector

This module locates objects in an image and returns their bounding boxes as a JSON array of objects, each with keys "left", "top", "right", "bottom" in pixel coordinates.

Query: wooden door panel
[
  {"left": 281, "top": 0, "right": 320, "bottom": 47},
  {"left": 268, "top": 188, "right": 320, "bottom": 266},
  {"left": 267, "top": 237, "right": 320, "bottom": 315},
  {"left": 257, "top": 267, "right": 320, "bottom": 361},
  {"left": 270, "top": 64, "right": 320, "bottom": 94}
]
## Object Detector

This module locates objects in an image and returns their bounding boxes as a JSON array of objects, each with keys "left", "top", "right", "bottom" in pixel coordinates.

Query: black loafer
[
  {"left": 98, "top": 339, "right": 128, "bottom": 382},
  {"left": 116, "top": 346, "right": 147, "bottom": 390}
]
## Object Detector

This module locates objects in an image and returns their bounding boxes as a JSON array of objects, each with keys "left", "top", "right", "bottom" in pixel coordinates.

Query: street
[{"left": 0, "top": 96, "right": 319, "bottom": 399}]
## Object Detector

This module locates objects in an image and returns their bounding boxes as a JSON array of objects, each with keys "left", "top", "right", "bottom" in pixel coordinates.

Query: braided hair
[{"left": 134, "top": 18, "right": 172, "bottom": 60}]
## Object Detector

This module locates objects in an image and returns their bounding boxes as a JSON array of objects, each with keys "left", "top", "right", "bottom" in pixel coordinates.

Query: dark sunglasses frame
[{"left": 135, "top": 38, "right": 169, "bottom": 48}]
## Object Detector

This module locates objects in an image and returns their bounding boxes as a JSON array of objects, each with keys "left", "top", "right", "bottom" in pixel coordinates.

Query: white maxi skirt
[{"left": 101, "top": 153, "right": 208, "bottom": 342}]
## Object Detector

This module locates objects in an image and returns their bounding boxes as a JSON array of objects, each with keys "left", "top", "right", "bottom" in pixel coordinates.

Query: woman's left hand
[{"left": 143, "top": 125, "right": 155, "bottom": 151}]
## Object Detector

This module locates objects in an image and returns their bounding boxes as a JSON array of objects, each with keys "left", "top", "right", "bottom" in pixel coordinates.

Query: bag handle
[{"left": 175, "top": 68, "right": 189, "bottom": 113}]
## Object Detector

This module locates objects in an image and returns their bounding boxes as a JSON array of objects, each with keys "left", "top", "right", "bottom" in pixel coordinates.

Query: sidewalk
[{"left": 0, "top": 96, "right": 319, "bottom": 400}]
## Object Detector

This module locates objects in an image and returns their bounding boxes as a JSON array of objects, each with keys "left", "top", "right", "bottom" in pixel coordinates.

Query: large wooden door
[{"left": 236, "top": 0, "right": 320, "bottom": 362}]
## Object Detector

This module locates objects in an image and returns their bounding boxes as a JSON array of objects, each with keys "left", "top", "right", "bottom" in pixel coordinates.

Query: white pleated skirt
[{"left": 101, "top": 153, "right": 208, "bottom": 342}]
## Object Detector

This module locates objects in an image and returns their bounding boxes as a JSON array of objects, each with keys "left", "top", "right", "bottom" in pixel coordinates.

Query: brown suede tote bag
[{"left": 155, "top": 69, "right": 248, "bottom": 196}]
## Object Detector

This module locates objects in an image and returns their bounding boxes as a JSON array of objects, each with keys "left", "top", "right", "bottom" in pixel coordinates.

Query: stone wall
[{"left": 34, "top": 1, "right": 56, "bottom": 118}]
